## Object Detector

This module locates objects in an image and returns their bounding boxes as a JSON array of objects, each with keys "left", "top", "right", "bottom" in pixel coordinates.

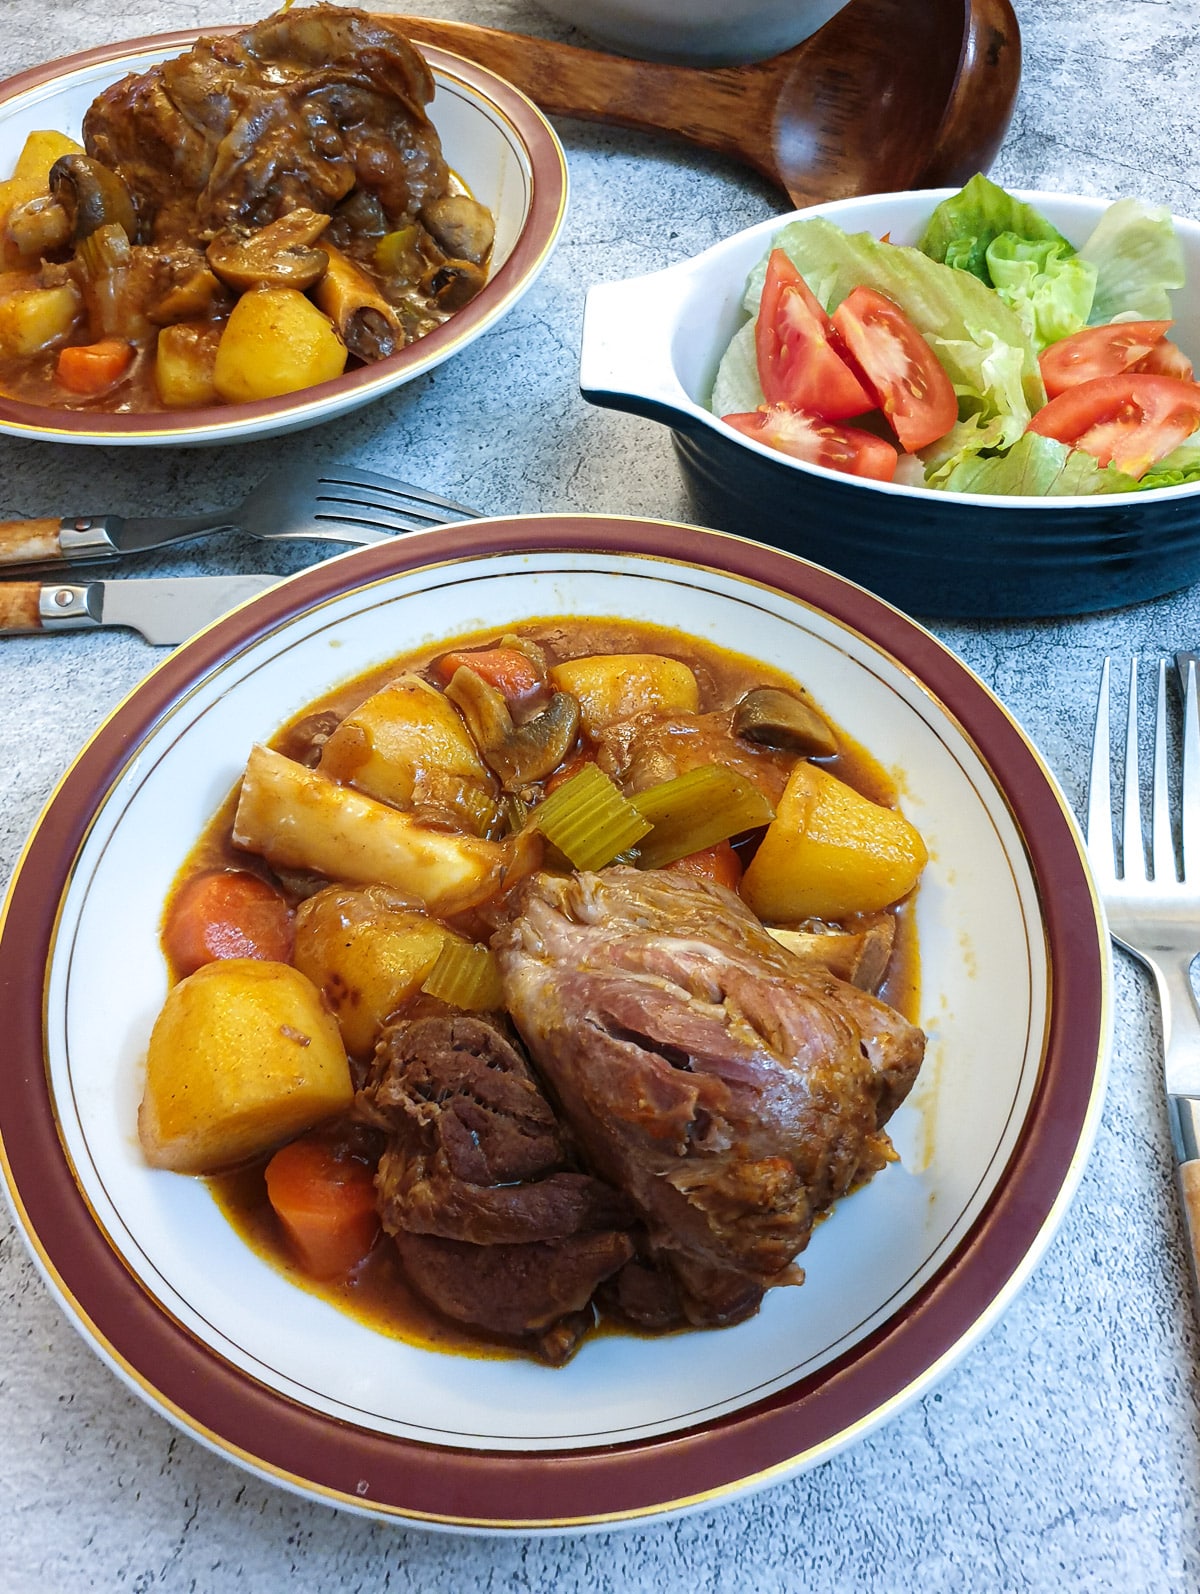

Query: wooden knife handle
[
  {"left": 0, "top": 582, "right": 47, "bottom": 632},
  {"left": 0, "top": 519, "right": 63, "bottom": 566}
]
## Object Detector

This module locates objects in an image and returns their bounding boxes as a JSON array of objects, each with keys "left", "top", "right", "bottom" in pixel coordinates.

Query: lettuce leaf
[
  {"left": 919, "top": 413, "right": 1012, "bottom": 485},
  {"left": 983, "top": 234, "right": 1097, "bottom": 349},
  {"left": 1135, "top": 437, "right": 1200, "bottom": 490},
  {"left": 935, "top": 431, "right": 1138, "bottom": 496},
  {"left": 917, "top": 174, "right": 1073, "bottom": 283},
  {"left": 709, "top": 318, "right": 762, "bottom": 415},
  {"left": 1078, "top": 198, "right": 1185, "bottom": 323}
]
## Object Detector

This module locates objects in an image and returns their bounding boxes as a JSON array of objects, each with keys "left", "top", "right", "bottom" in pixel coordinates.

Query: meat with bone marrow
[{"left": 143, "top": 616, "right": 928, "bottom": 1363}]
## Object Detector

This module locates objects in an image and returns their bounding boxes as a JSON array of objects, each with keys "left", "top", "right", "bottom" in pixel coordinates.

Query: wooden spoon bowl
[{"left": 396, "top": 0, "right": 1020, "bottom": 209}]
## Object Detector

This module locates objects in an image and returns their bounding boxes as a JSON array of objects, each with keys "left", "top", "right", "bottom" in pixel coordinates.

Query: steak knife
[{"left": 0, "top": 574, "right": 278, "bottom": 645}]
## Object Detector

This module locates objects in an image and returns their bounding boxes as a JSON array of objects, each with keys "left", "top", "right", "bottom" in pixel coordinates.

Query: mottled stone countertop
[{"left": 2, "top": 1, "right": 1199, "bottom": 1588}]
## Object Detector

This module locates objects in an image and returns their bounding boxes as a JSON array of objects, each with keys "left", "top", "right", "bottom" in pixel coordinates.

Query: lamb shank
[{"left": 492, "top": 866, "right": 926, "bottom": 1327}]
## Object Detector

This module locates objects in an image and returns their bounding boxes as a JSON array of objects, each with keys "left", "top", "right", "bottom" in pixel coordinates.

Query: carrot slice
[
  {"left": 665, "top": 839, "right": 743, "bottom": 891},
  {"left": 264, "top": 1136, "right": 380, "bottom": 1279},
  {"left": 434, "top": 647, "right": 542, "bottom": 700},
  {"left": 164, "top": 869, "right": 293, "bottom": 976},
  {"left": 56, "top": 339, "right": 134, "bottom": 395}
]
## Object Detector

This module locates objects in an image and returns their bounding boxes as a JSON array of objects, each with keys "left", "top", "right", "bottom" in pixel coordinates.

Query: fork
[
  {"left": 0, "top": 463, "right": 482, "bottom": 571},
  {"left": 1087, "top": 654, "right": 1200, "bottom": 1301}
]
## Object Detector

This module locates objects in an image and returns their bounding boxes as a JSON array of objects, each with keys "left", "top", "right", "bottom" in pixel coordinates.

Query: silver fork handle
[{"left": 1131, "top": 937, "right": 1200, "bottom": 1301}]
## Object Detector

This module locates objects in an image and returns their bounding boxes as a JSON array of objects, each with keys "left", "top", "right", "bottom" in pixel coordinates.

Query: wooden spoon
[{"left": 395, "top": 0, "right": 1020, "bottom": 209}]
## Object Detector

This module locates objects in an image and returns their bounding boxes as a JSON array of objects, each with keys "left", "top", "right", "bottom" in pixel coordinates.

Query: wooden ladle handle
[{"left": 397, "top": 16, "right": 784, "bottom": 177}]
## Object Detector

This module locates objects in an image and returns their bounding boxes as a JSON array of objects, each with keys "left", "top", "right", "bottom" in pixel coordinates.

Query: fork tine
[
  {"left": 1087, "top": 657, "right": 1118, "bottom": 882},
  {"left": 315, "top": 467, "right": 481, "bottom": 521},
  {"left": 1183, "top": 657, "right": 1200, "bottom": 882},
  {"left": 312, "top": 497, "right": 461, "bottom": 534},
  {"left": 1123, "top": 658, "right": 1147, "bottom": 883},
  {"left": 1152, "top": 659, "right": 1176, "bottom": 884}
]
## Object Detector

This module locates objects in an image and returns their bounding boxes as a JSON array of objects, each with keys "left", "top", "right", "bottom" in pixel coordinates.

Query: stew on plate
[{"left": 140, "top": 617, "right": 929, "bottom": 1364}]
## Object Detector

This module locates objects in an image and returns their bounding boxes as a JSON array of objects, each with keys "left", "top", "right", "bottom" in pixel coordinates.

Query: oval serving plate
[
  {"left": 0, "top": 28, "right": 567, "bottom": 445},
  {"left": 0, "top": 517, "right": 1110, "bottom": 1530}
]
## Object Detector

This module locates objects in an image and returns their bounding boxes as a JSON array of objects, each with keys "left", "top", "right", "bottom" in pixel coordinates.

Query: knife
[{"left": 0, "top": 574, "right": 278, "bottom": 645}]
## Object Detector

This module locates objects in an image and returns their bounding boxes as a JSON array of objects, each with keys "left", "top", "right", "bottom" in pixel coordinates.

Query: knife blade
[{"left": 0, "top": 574, "right": 278, "bottom": 645}]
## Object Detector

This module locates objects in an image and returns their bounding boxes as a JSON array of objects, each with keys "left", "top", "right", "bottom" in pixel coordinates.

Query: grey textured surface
[{"left": 1, "top": 1, "right": 1200, "bottom": 1588}]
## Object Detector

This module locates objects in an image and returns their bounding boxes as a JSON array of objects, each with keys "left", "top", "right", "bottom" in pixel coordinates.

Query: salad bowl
[
  {"left": 580, "top": 189, "right": 1200, "bottom": 618},
  {"left": 0, "top": 516, "right": 1109, "bottom": 1529}
]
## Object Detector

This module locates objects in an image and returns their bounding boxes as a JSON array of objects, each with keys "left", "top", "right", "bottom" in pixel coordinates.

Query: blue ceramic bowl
[{"left": 579, "top": 190, "right": 1200, "bottom": 619}]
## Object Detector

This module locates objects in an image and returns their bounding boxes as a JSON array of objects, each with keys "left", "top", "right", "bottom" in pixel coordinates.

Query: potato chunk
[
  {"left": 233, "top": 743, "right": 508, "bottom": 915},
  {"left": 12, "top": 129, "right": 84, "bottom": 186},
  {"left": 0, "top": 280, "right": 79, "bottom": 355},
  {"left": 138, "top": 958, "right": 352, "bottom": 1174},
  {"left": 212, "top": 286, "right": 346, "bottom": 403},
  {"left": 155, "top": 321, "right": 221, "bottom": 408},
  {"left": 548, "top": 654, "right": 699, "bottom": 737},
  {"left": 741, "top": 762, "right": 927, "bottom": 921},
  {"left": 293, "top": 885, "right": 454, "bottom": 1055},
  {"left": 318, "top": 673, "right": 498, "bottom": 830}
]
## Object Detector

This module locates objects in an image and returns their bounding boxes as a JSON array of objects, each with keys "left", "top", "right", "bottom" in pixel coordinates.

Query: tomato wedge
[
  {"left": 723, "top": 404, "right": 898, "bottom": 481},
  {"left": 756, "top": 249, "right": 874, "bottom": 419},
  {"left": 1038, "top": 320, "right": 1173, "bottom": 398},
  {"left": 1132, "top": 337, "right": 1194, "bottom": 381},
  {"left": 830, "top": 286, "right": 958, "bottom": 451},
  {"left": 1026, "top": 374, "right": 1200, "bottom": 479}
]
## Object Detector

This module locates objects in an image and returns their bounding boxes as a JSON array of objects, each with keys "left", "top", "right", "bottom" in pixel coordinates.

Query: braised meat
[
  {"left": 492, "top": 867, "right": 925, "bottom": 1325},
  {"left": 357, "top": 1009, "right": 634, "bottom": 1361},
  {"left": 83, "top": 6, "right": 448, "bottom": 242}
]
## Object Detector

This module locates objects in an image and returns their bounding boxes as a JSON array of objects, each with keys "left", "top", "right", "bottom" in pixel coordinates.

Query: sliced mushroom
[
  {"left": 420, "top": 194, "right": 495, "bottom": 266},
  {"left": 48, "top": 154, "right": 137, "bottom": 243},
  {"left": 444, "top": 666, "right": 580, "bottom": 791},
  {"left": 419, "top": 258, "right": 487, "bottom": 312},
  {"left": 312, "top": 242, "right": 402, "bottom": 361},
  {"left": 206, "top": 209, "right": 331, "bottom": 293},
  {"left": 733, "top": 687, "right": 837, "bottom": 758}
]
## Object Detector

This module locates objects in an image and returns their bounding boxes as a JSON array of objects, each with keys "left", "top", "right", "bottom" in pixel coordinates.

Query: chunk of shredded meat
[{"left": 356, "top": 1008, "right": 634, "bottom": 1362}]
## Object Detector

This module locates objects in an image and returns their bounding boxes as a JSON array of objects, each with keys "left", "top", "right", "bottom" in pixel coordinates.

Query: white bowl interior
[{"left": 47, "top": 548, "right": 1057, "bottom": 1452}]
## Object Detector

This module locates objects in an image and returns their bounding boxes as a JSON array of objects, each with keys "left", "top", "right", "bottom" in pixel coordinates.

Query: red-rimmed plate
[
  {"left": 0, "top": 27, "right": 567, "bottom": 445},
  {"left": 0, "top": 517, "right": 1110, "bottom": 1530}
]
